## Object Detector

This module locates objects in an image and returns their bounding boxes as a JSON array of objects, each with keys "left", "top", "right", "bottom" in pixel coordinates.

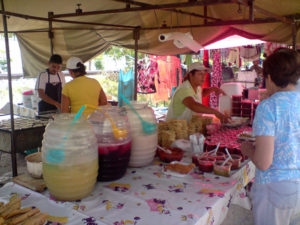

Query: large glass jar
[
  {"left": 88, "top": 106, "right": 131, "bottom": 181},
  {"left": 124, "top": 101, "right": 158, "bottom": 167},
  {"left": 42, "top": 114, "right": 98, "bottom": 201}
]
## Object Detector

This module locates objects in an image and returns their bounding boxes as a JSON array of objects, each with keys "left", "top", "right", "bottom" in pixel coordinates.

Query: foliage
[
  {"left": 0, "top": 33, "right": 15, "bottom": 38},
  {"left": 0, "top": 59, "right": 7, "bottom": 72},
  {"left": 0, "top": 49, "right": 11, "bottom": 72},
  {"left": 93, "top": 54, "right": 104, "bottom": 70},
  {"left": 92, "top": 75, "right": 118, "bottom": 101},
  {"left": 0, "top": 78, "right": 36, "bottom": 108},
  {"left": 103, "top": 46, "right": 145, "bottom": 71}
]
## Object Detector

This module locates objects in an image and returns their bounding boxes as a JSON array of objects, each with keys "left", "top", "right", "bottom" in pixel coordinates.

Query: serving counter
[
  {"left": 0, "top": 116, "right": 49, "bottom": 153},
  {"left": 0, "top": 152, "right": 255, "bottom": 225},
  {"left": 0, "top": 115, "right": 49, "bottom": 175}
]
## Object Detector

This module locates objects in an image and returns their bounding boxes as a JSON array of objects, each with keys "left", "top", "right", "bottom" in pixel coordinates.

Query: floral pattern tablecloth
[{"left": 0, "top": 156, "right": 255, "bottom": 225}]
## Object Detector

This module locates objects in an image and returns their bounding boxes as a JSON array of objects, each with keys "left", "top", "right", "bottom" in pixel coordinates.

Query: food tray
[
  {"left": 223, "top": 117, "right": 249, "bottom": 128},
  {"left": 237, "top": 131, "right": 255, "bottom": 142},
  {"left": 163, "top": 161, "right": 195, "bottom": 177}
]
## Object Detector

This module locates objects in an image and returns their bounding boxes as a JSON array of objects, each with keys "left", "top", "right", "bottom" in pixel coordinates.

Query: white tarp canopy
[{"left": 1, "top": 0, "right": 299, "bottom": 76}]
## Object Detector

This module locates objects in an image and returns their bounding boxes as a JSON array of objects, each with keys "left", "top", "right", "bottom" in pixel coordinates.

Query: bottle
[
  {"left": 42, "top": 113, "right": 98, "bottom": 201},
  {"left": 124, "top": 101, "right": 158, "bottom": 167},
  {"left": 88, "top": 106, "right": 131, "bottom": 181}
]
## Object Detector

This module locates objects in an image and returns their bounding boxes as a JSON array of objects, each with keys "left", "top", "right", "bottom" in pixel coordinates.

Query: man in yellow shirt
[{"left": 61, "top": 57, "right": 107, "bottom": 113}]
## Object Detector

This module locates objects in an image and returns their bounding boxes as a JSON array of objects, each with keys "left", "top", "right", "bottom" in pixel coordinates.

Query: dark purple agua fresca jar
[{"left": 88, "top": 106, "right": 132, "bottom": 181}]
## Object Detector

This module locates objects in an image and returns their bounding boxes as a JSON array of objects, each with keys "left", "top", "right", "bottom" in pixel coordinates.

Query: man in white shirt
[{"left": 35, "top": 54, "right": 65, "bottom": 113}]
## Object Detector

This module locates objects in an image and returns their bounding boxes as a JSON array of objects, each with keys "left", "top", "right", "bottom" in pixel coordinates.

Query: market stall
[
  {"left": 1, "top": 0, "right": 299, "bottom": 176},
  {"left": 0, "top": 152, "right": 255, "bottom": 225},
  {"left": 0, "top": 100, "right": 258, "bottom": 225},
  {"left": 0, "top": 1, "right": 299, "bottom": 224}
]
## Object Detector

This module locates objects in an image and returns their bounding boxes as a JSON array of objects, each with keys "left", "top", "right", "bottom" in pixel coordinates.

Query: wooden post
[
  {"left": 133, "top": 27, "right": 140, "bottom": 100},
  {"left": 1, "top": 0, "right": 17, "bottom": 176}
]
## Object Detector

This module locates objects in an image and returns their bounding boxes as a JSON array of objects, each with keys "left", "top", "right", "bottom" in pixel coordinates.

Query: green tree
[
  {"left": 104, "top": 46, "right": 145, "bottom": 71},
  {"left": 94, "top": 54, "right": 104, "bottom": 70}
]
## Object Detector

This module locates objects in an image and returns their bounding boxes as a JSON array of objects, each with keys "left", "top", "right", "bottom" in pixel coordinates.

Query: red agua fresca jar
[{"left": 89, "top": 106, "right": 132, "bottom": 181}]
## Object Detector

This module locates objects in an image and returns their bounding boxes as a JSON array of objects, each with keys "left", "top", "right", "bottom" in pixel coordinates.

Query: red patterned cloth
[
  {"left": 203, "top": 50, "right": 209, "bottom": 67},
  {"left": 209, "top": 50, "right": 222, "bottom": 108},
  {"left": 202, "top": 50, "right": 210, "bottom": 106},
  {"left": 202, "top": 72, "right": 210, "bottom": 107},
  {"left": 137, "top": 58, "right": 160, "bottom": 94}
]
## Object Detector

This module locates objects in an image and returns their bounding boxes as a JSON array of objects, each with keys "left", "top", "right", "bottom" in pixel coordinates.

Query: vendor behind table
[
  {"left": 35, "top": 54, "right": 66, "bottom": 114},
  {"left": 61, "top": 57, "right": 107, "bottom": 114},
  {"left": 166, "top": 62, "right": 230, "bottom": 123}
]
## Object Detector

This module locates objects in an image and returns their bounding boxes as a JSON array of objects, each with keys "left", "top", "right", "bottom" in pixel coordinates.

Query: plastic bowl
[
  {"left": 210, "top": 152, "right": 226, "bottom": 161},
  {"left": 213, "top": 160, "right": 232, "bottom": 177},
  {"left": 158, "top": 147, "right": 183, "bottom": 163},
  {"left": 25, "top": 152, "right": 43, "bottom": 179},
  {"left": 198, "top": 156, "right": 216, "bottom": 172},
  {"left": 229, "top": 154, "right": 242, "bottom": 170}
]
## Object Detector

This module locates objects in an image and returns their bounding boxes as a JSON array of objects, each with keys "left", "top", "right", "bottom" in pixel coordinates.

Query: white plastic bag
[
  {"left": 189, "top": 133, "right": 205, "bottom": 153},
  {"left": 170, "top": 139, "right": 192, "bottom": 151}
]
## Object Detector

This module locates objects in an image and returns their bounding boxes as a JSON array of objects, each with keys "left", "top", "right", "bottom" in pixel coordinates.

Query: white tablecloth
[{"left": 0, "top": 156, "right": 255, "bottom": 225}]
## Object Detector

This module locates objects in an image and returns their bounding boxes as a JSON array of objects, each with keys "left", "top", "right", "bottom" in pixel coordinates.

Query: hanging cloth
[
  {"left": 118, "top": 69, "right": 134, "bottom": 107},
  {"left": 153, "top": 56, "right": 182, "bottom": 102},
  {"left": 154, "top": 58, "right": 169, "bottom": 102},
  {"left": 240, "top": 46, "right": 259, "bottom": 61},
  {"left": 169, "top": 56, "right": 182, "bottom": 90},
  {"left": 201, "top": 72, "right": 210, "bottom": 107},
  {"left": 228, "top": 48, "right": 240, "bottom": 67},
  {"left": 210, "top": 50, "right": 222, "bottom": 109},
  {"left": 202, "top": 49, "right": 210, "bottom": 107},
  {"left": 137, "top": 58, "right": 159, "bottom": 94},
  {"left": 203, "top": 50, "right": 209, "bottom": 67}
]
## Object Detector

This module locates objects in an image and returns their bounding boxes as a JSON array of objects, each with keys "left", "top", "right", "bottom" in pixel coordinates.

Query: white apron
[{"left": 166, "top": 80, "right": 202, "bottom": 121}]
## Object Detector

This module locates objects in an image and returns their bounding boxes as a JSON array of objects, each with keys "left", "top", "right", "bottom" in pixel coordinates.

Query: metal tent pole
[
  {"left": 1, "top": 0, "right": 17, "bottom": 176},
  {"left": 133, "top": 27, "right": 140, "bottom": 100},
  {"left": 48, "top": 12, "right": 54, "bottom": 55},
  {"left": 292, "top": 18, "right": 297, "bottom": 50}
]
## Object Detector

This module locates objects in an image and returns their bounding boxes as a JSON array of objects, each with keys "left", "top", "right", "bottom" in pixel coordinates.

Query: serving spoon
[
  {"left": 120, "top": 93, "right": 157, "bottom": 135},
  {"left": 85, "top": 104, "right": 128, "bottom": 139}
]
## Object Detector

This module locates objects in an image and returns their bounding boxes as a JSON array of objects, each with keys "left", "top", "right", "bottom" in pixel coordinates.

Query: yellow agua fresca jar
[{"left": 42, "top": 113, "right": 98, "bottom": 201}]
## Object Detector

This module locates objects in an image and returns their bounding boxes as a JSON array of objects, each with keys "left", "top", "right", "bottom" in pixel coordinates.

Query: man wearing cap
[
  {"left": 166, "top": 62, "right": 230, "bottom": 122},
  {"left": 61, "top": 56, "right": 107, "bottom": 114},
  {"left": 35, "top": 54, "right": 66, "bottom": 113},
  {"left": 250, "top": 57, "right": 264, "bottom": 88}
]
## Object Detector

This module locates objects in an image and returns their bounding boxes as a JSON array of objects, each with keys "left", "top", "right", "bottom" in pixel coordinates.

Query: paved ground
[
  {"left": 0, "top": 152, "right": 27, "bottom": 187},
  {"left": 0, "top": 152, "right": 254, "bottom": 224},
  {"left": 221, "top": 204, "right": 254, "bottom": 225}
]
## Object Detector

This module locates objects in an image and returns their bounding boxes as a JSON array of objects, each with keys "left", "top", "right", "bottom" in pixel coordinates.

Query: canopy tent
[
  {"left": 0, "top": 0, "right": 299, "bottom": 77},
  {"left": 1, "top": 0, "right": 300, "bottom": 176}
]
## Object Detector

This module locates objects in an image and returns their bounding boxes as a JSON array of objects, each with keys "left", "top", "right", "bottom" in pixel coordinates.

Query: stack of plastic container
[
  {"left": 241, "top": 100, "right": 252, "bottom": 118},
  {"left": 231, "top": 95, "right": 242, "bottom": 117}
]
